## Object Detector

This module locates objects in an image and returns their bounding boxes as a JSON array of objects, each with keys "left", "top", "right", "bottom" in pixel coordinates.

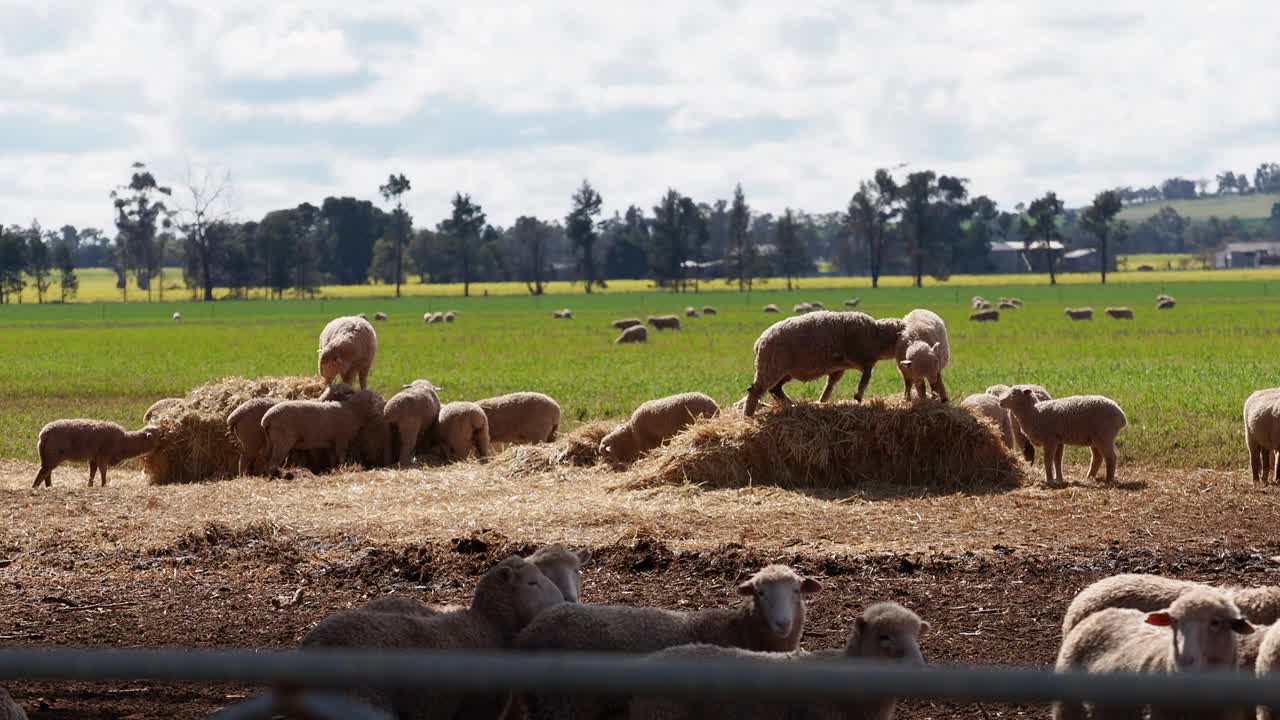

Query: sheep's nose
[{"left": 770, "top": 620, "right": 791, "bottom": 636}]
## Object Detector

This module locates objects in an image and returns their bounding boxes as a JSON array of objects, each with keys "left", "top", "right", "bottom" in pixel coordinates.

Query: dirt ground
[{"left": 3, "top": 458, "right": 1279, "bottom": 719}]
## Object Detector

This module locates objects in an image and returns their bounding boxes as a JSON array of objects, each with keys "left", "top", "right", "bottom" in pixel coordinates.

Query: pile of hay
[
  {"left": 489, "top": 420, "right": 616, "bottom": 476},
  {"left": 626, "top": 399, "right": 1025, "bottom": 493}
]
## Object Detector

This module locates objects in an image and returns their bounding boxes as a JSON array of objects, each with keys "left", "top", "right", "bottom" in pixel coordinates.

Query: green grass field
[
  {"left": 4, "top": 278, "right": 1280, "bottom": 471},
  {"left": 1116, "top": 192, "right": 1280, "bottom": 223}
]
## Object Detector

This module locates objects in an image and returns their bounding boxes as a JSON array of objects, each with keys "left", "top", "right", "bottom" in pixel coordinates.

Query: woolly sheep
[
  {"left": 971, "top": 295, "right": 987, "bottom": 307},
  {"left": 433, "top": 401, "right": 492, "bottom": 461},
  {"left": 612, "top": 318, "right": 643, "bottom": 330},
  {"left": 1053, "top": 587, "right": 1253, "bottom": 720},
  {"left": 809, "top": 301, "right": 825, "bottom": 309},
  {"left": 1064, "top": 307, "right": 1094, "bottom": 320},
  {"left": 478, "top": 391, "right": 561, "bottom": 445},
  {"left": 629, "top": 602, "right": 927, "bottom": 720},
  {"left": 517, "top": 564, "right": 822, "bottom": 720},
  {"left": 374, "top": 311, "right": 387, "bottom": 321},
  {"left": 895, "top": 308, "right": 950, "bottom": 403},
  {"left": 999, "top": 386, "right": 1127, "bottom": 486},
  {"left": 1157, "top": 298, "right": 1176, "bottom": 309},
  {"left": 1246, "top": 389, "right": 1280, "bottom": 484},
  {"left": 1005, "top": 297, "right": 1024, "bottom": 307},
  {"left": 0, "top": 689, "right": 26, "bottom": 720},
  {"left": 260, "top": 386, "right": 384, "bottom": 472},
  {"left": 1256, "top": 623, "right": 1280, "bottom": 720},
  {"left": 425, "top": 312, "right": 443, "bottom": 324},
  {"left": 33, "top": 420, "right": 159, "bottom": 488},
  {"left": 172, "top": 311, "right": 181, "bottom": 322},
  {"left": 763, "top": 304, "right": 780, "bottom": 313},
  {"left": 1105, "top": 306, "right": 1135, "bottom": 319},
  {"left": 443, "top": 310, "right": 456, "bottom": 322},
  {"left": 743, "top": 310, "right": 905, "bottom": 416},
  {"left": 648, "top": 315, "right": 681, "bottom": 330},
  {"left": 973, "top": 300, "right": 993, "bottom": 311},
  {"left": 317, "top": 315, "right": 378, "bottom": 389},
  {"left": 702, "top": 306, "right": 717, "bottom": 315},
  {"left": 228, "top": 397, "right": 282, "bottom": 476},
  {"left": 616, "top": 325, "right": 648, "bottom": 344},
  {"left": 684, "top": 306, "right": 699, "bottom": 318},
  {"left": 960, "top": 393, "right": 1014, "bottom": 449},
  {"left": 793, "top": 302, "right": 813, "bottom": 314},
  {"left": 143, "top": 397, "right": 182, "bottom": 423},
  {"left": 969, "top": 308, "right": 999, "bottom": 322},
  {"left": 552, "top": 309, "right": 573, "bottom": 319},
  {"left": 999, "top": 300, "right": 1017, "bottom": 310},
  {"left": 303, "top": 555, "right": 564, "bottom": 720},
  {"left": 844, "top": 298, "right": 861, "bottom": 307},
  {"left": 1061, "top": 573, "right": 1280, "bottom": 637},
  {"left": 383, "top": 380, "right": 443, "bottom": 467},
  {"left": 986, "top": 383, "right": 1052, "bottom": 462},
  {"left": 599, "top": 392, "right": 719, "bottom": 465},
  {"left": 357, "top": 313, "right": 368, "bottom": 320}
]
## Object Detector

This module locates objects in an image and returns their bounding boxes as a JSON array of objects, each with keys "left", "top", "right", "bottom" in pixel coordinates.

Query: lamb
[
  {"left": 1157, "top": 298, "right": 1176, "bottom": 309},
  {"left": 317, "top": 315, "right": 378, "bottom": 389},
  {"left": 1064, "top": 307, "right": 1094, "bottom": 320},
  {"left": 743, "top": 310, "right": 905, "bottom": 417},
  {"left": 444, "top": 310, "right": 457, "bottom": 322},
  {"left": 628, "top": 602, "right": 928, "bottom": 720},
  {"left": 478, "top": 391, "right": 561, "bottom": 445},
  {"left": 260, "top": 386, "right": 384, "bottom": 472},
  {"left": 616, "top": 325, "right": 648, "bottom": 344},
  {"left": 684, "top": 306, "right": 699, "bottom": 317},
  {"left": 228, "top": 397, "right": 282, "bottom": 476},
  {"left": 969, "top": 308, "right": 999, "bottom": 321},
  {"left": 33, "top": 420, "right": 159, "bottom": 488},
  {"left": 0, "top": 689, "right": 26, "bottom": 720},
  {"left": 999, "top": 386, "right": 1127, "bottom": 485},
  {"left": 1053, "top": 587, "right": 1253, "bottom": 720},
  {"left": 303, "top": 555, "right": 565, "bottom": 720},
  {"left": 1105, "top": 306, "right": 1135, "bottom": 319},
  {"left": 793, "top": 302, "right": 813, "bottom": 314},
  {"left": 844, "top": 298, "right": 861, "bottom": 307},
  {"left": 895, "top": 308, "right": 950, "bottom": 403},
  {"left": 647, "top": 315, "right": 681, "bottom": 330},
  {"left": 1245, "top": 389, "right": 1280, "bottom": 484},
  {"left": 986, "top": 383, "right": 1052, "bottom": 462},
  {"left": 172, "top": 311, "right": 181, "bottom": 322},
  {"left": 143, "top": 397, "right": 182, "bottom": 423},
  {"left": 383, "top": 380, "right": 443, "bottom": 467},
  {"left": 702, "top": 306, "right": 717, "bottom": 315},
  {"left": 612, "top": 318, "right": 643, "bottom": 330},
  {"left": 516, "top": 565, "right": 822, "bottom": 720},
  {"left": 374, "top": 311, "right": 387, "bottom": 321},
  {"left": 432, "top": 401, "right": 492, "bottom": 461},
  {"left": 599, "top": 392, "right": 720, "bottom": 465},
  {"left": 960, "top": 393, "right": 1014, "bottom": 449},
  {"left": 763, "top": 304, "right": 780, "bottom": 313},
  {"left": 1061, "top": 573, "right": 1280, "bottom": 637}
]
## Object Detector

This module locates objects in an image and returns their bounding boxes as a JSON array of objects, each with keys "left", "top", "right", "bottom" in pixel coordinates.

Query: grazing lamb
[
  {"left": 433, "top": 401, "right": 492, "bottom": 461},
  {"left": 986, "top": 383, "right": 1052, "bottom": 462},
  {"left": 33, "top": 420, "right": 159, "bottom": 488},
  {"left": 478, "top": 391, "right": 561, "bottom": 445},
  {"left": 684, "top": 306, "right": 699, "bottom": 318},
  {"left": 969, "top": 308, "right": 999, "bottom": 322},
  {"left": 612, "top": 318, "right": 643, "bottom": 330},
  {"left": 303, "top": 555, "right": 564, "bottom": 720},
  {"left": 793, "top": 302, "right": 814, "bottom": 314},
  {"left": 517, "top": 565, "right": 822, "bottom": 720},
  {"left": 599, "top": 392, "right": 719, "bottom": 465},
  {"left": 172, "top": 311, "right": 181, "bottom": 322},
  {"left": 616, "top": 325, "right": 648, "bottom": 344},
  {"left": 317, "top": 315, "right": 378, "bottom": 389},
  {"left": 1245, "top": 389, "right": 1280, "bottom": 485},
  {"left": 0, "top": 689, "right": 26, "bottom": 720},
  {"left": 374, "top": 311, "right": 387, "bottom": 321},
  {"left": 143, "top": 397, "right": 182, "bottom": 423},
  {"left": 383, "top": 380, "right": 443, "bottom": 467},
  {"left": 1053, "top": 587, "right": 1253, "bottom": 720},
  {"left": 1005, "top": 297, "right": 1024, "bottom": 307},
  {"left": 702, "top": 306, "right": 717, "bottom": 315},
  {"left": 960, "top": 393, "right": 1014, "bottom": 449},
  {"left": 228, "top": 397, "right": 282, "bottom": 476},
  {"left": 844, "top": 298, "right": 861, "bottom": 308},
  {"left": 260, "top": 387, "right": 384, "bottom": 473},
  {"left": 743, "top": 310, "right": 905, "bottom": 416},
  {"left": 999, "top": 386, "right": 1127, "bottom": 485},
  {"left": 1064, "top": 307, "right": 1094, "bottom": 320},
  {"left": 647, "top": 315, "right": 681, "bottom": 330},
  {"left": 1105, "top": 306, "right": 1135, "bottom": 319},
  {"left": 763, "top": 304, "right": 780, "bottom": 313},
  {"left": 1061, "top": 574, "right": 1280, "bottom": 637},
  {"left": 629, "top": 602, "right": 928, "bottom": 720},
  {"left": 443, "top": 310, "right": 457, "bottom": 322},
  {"left": 895, "top": 308, "right": 950, "bottom": 403}
]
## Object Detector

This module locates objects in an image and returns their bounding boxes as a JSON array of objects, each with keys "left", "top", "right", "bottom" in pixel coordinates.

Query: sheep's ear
[
  {"left": 799, "top": 577, "right": 823, "bottom": 594},
  {"left": 737, "top": 581, "right": 756, "bottom": 596},
  {"left": 1144, "top": 611, "right": 1174, "bottom": 627},
  {"left": 899, "top": 360, "right": 912, "bottom": 368},
  {"left": 1232, "top": 618, "right": 1256, "bottom": 635},
  {"left": 930, "top": 342, "right": 940, "bottom": 354},
  {"left": 576, "top": 549, "right": 592, "bottom": 565}
]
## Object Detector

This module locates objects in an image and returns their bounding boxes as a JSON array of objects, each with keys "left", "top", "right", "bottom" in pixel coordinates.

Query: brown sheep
[
  {"left": 317, "top": 316, "right": 378, "bottom": 389},
  {"left": 433, "top": 401, "right": 492, "bottom": 461},
  {"left": 228, "top": 397, "right": 281, "bottom": 476},
  {"left": 647, "top": 315, "right": 681, "bottom": 330},
  {"left": 599, "top": 392, "right": 720, "bottom": 465},
  {"left": 33, "top": 420, "right": 159, "bottom": 488},
  {"left": 478, "top": 392, "right": 561, "bottom": 445},
  {"left": 260, "top": 387, "right": 384, "bottom": 473},
  {"left": 383, "top": 380, "right": 443, "bottom": 467},
  {"left": 615, "top": 325, "right": 648, "bottom": 343}
]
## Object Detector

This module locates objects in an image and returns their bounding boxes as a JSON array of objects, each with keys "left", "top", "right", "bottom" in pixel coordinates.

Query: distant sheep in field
[
  {"left": 1245, "top": 388, "right": 1280, "bottom": 484},
  {"left": 143, "top": 397, "right": 182, "bottom": 424},
  {"left": 999, "top": 386, "right": 1127, "bottom": 486},
  {"left": 809, "top": 301, "right": 825, "bottom": 309},
  {"left": 599, "top": 392, "right": 720, "bottom": 465},
  {"left": 1060, "top": 573, "right": 1280, "bottom": 637},
  {"left": 684, "top": 306, "right": 699, "bottom": 318},
  {"left": 969, "top": 308, "right": 999, "bottom": 322},
  {"left": 1157, "top": 296, "right": 1176, "bottom": 309},
  {"left": 260, "top": 387, "right": 384, "bottom": 473},
  {"left": 444, "top": 311, "right": 457, "bottom": 322},
  {"left": 972, "top": 297, "right": 993, "bottom": 311},
  {"left": 793, "top": 302, "right": 813, "bottom": 314},
  {"left": 895, "top": 308, "right": 950, "bottom": 403},
  {"left": 228, "top": 397, "right": 282, "bottom": 476},
  {"left": 433, "top": 401, "right": 492, "bottom": 461},
  {"left": 1105, "top": 306, "right": 1134, "bottom": 319},
  {"left": 383, "top": 380, "right": 443, "bottom": 467},
  {"left": 1064, "top": 307, "right": 1094, "bottom": 320},
  {"left": 998, "top": 297, "right": 1023, "bottom": 308},
  {"left": 647, "top": 315, "right": 681, "bottom": 330},
  {"left": 844, "top": 298, "right": 861, "bottom": 308},
  {"left": 701, "top": 306, "right": 717, "bottom": 315},
  {"left": 763, "top": 304, "right": 780, "bottom": 313},
  {"left": 425, "top": 312, "right": 443, "bottom": 324},
  {"left": 33, "top": 420, "right": 159, "bottom": 488},
  {"left": 999, "top": 300, "right": 1017, "bottom": 310},
  {"left": 317, "top": 316, "right": 377, "bottom": 389},
  {"left": 612, "top": 318, "right": 643, "bottom": 330},
  {"left": 615, "top": 325, "right": 648, "bottom": 344},
  {"left": 478, "top": 391, "right": 561, "bottom": 445},
  {"left": 172, "top": 311, "right": 181, "bottom": 322},
  {"left": 374, "top": 311, "right": 387, "bottom": 321},
  {"left": 552, "top": 309, "right": 573, "bottom": 319}
]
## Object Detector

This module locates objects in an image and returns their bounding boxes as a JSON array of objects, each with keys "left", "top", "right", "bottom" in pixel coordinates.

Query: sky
[{"left": 2, "top": 1, "right": 1278, "bottom": 233}]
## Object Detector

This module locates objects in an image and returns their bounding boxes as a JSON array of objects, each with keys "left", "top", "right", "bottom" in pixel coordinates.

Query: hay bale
[
  {"left": 626, "top": 400, "right": 1025, "bottom": 493},
  {"left": 488, "top": 420, "right": 616, "bottom": 475}
]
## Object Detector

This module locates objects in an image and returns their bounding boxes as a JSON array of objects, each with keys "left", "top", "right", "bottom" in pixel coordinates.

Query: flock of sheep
[{"left": 970, "top": 293, "right": 1174, "bottom": 322}]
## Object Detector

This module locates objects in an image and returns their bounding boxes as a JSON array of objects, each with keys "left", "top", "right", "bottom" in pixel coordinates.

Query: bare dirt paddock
[{"left": 3, "top": 458, "right": 1280, "bottom": 719}]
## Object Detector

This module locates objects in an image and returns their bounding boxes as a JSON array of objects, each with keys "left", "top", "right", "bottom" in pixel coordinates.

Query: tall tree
[
  {"left": 895, "top": 171, "right": 936, "bottom": 288},
  {"left": 0, "top": 226, "right": 27, "bottom": 304},
  {"left": 110, "top": 161, "right": 173, "bottom": 302},
  {"left": 775, "top": 209, "right": 807, "bottom": 290},
  {"left": 320, "top": 197, "right": 386, "bottom": 284},
  {"left": 378, "top": 173, "right": 412, "bottom": 297},
  {"left": 55, "top": 234, "right": 77, "bottom": 302},
  {"left": 1021, "top": 191, "right": 1066, "bottom": 285},
  {"left": 513, "top": 216, "right": 551, "bottom": 295},
  {"left": 408, "top": 228, "right": 438, "bottom": 283},
  {"left": 1081, "top": 190, "right": 1125, "bottom": 285},
  {"left": 650, "top": 189, "right": 689, "bottom": 292},
  {"left": 255, "top": 210, "right": 298, "bottom": 300},
  {"left": 845, "top": 169, "right": 898, "bottom": 288},
  {"left": 566, "top": 179, "right": 604, "bottom": 293},
  {"left": 27, "top": 224, "right": 53, "bottom": 303},
  {"left": 725, "top": 184, "right": 754, "bottom": 291},
  {"left": 441, "top": 193, "right": 487, "bottom": 297},
  {"left": 680, "top": 196, "right": 709, "bottom": 292},
  {"left": 177, "top": 165, "right": 232, "bottom": 301}
]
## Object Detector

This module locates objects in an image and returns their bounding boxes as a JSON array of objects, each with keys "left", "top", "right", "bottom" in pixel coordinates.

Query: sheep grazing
[
  {"left": 0, "top": 689, "right": 26, "bottom": 720},
  {"left": 383, "top": 380, "right": 443, "bottom": 467},
  {"left": 443, "top": 310, "right": 457, "bottom": 322},
  {"left": 960, "top": 393, "right": 1014, "bottom": 449},
  {"left": 1105, "top": 306, "right": 1135, "bottom": 319},
  {"left": 895, "top": 308, "right": 950, "bottom": 403},
  {"left": 743, "top": 310, "right": 905, "bottom": 417},
  {"left": 809, "top": 301, "right": 825, "bottom": 309},
  {"left": 1157, "top": 298, "right": 1176, "bottom": 309},
  {"left": 647, "top": 315, "right": 681, "bottom": 330},
  {"left": 793, "top": 302, "right": 813, "bottom": 314},
  {"left": 844, "top": 298, "right": 861, "bottom": 308},
  {"left": 260, "top": 386, "right": 384, "bottom": 473},
  {"left": 433, "top": 401, "right": 492, "bottom": 461},
  {"left": 971, "top": 295, "right": 988, "bottom": 308},
  {"left": 1061, "top": 573, "right": 1280, "bottom": 637},
  {"left": 552, "top": 308, "right": 573, "bottom": 319},
  {"left": 684, "top": 306, "right": 699, "bottom": 318},
  {"left": 616, "top": 325, "right": 648, "bottom": 344},
  {"left": 763, "top": 304, "right": 780, "bottom": 313},
  {"left": 303, "top": 555, "right": 565, "bottom": 720},
  {"left": 1006, "top": 297, "right": 1024, "bottom": 307},
  {"left": 478, "top": 391, "right": 561, "bottom": 445},
  {"left": 1064, "top": 307, "right": 1094, "bottom": 320},
  {"left": 1053, "top": 587, "right": 1253, "bottom": 720},
  {"left": 172, "top": 311, "right": 182, "bottom": 322},
  {"left": 999, "top": 386, "right": 1127, "bottom": 486},
  {"left": 516, "top": 564, "right": 822, "bottom": 720},
  {"left": 1245, "top": 388, "right": 1280, "bottom": 484},
  {"left": 702, "top": 306, "right": 717, "bottom": 315},
  {"left": 33, "top": 420, "right": 159, "bottom": 488},
  {"left": 228, "top": 397, "right": 282, "bottom": 476},
  {"left": 599, "top": 392, "right": 719, "bottom": 465},
  {"left": 373, "top": 311, "right": 387, "bottom": 321},
  {"left": 317, "top": 315, "right": 378, "bottom": 389},
  {"left": 986, "top": 383, "right": 1051, "bottom": 462},
  {"left": 969, "top": 308, "right": 999, "bottom": 322},
  {"left": 998, "top": 300, "right": 1017, "bottom": 310},
  {"left": 424, "top": 312, "right": 442, "bottom": 324},
  {"left": 143, "top": 397, "right": 182, "bottom": 423},
  {"left": 612, "top": 318, "right": 643, "bottom": 330},
  {"left": 629, "top": 602, "right": 928, "bottom": 720}
]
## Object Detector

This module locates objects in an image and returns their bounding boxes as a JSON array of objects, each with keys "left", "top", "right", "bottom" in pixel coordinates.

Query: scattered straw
[{"left": 488, "top": 420, "right": 616, "bottom": 476}]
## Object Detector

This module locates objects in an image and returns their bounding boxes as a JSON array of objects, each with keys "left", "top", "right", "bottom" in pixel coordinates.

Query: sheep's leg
[
  {"left": 358, "top": 367, "right": 369, "bottom": 390},
  {"left": 1086, "top": 446, "right": 1103, "bottom": 479},
  {"left": 238, "top": 452, "right": 252, "bottom": 477},
  {"left": 475, "top": 426, "right": 493, "bottom": 458},
  {"left": 929, "top": 373, "right": 949, "bottom": 403},
  {"left": 1042, "top": 441, "right": 1058, "bottom": 485},
  {"left": 900, "top": 372, "right": 913, "bottom": 402},
  {"left": 1249, "top": 435, "right": 1262, "bottom": 483},
  {"left": 768, "top": 378, "right": 794, "bottom": 407},
  {"left": 1052, "top": 699, "right": 1089, "bottom": 720},
  {"left": 1264, "top": 448, "right": 1275, "bottom": 486},
  {"left": 546, "top": 423, "right": 559, "bottom": 443},
  {"left": 396, "top": 419, "right": 421, "bottom": 468},
  {"left": 99, "top": 464, "right": 108, "bottom": 487},
  {"left": 1054, "top": 443, "right": 1066, "bottom": 484},
  {"left": 819, "top": 371, "right": 844, "bottom": 402},
  {"left": 87, "top": 461, "right": 97, "bottom": 487},
  {"left": 853, "top": 366, "right": 874, "bottom": 403},
  {"left": 33, "top": 463, "right": 53, "bottom": 488},
  {"left": 913, "top": 380, "right": 928, "bottom": 401},
  {"left": 1102, "top": 441, "right": 1119, "bottom": 484},
  {"left": 332, "top": 439, "right": 349, "bottom": 468},
  {"left": 743, "top": 382, "right": 765, "bottom": 417},
  {"left": 1272, "top": 450, "right": 1280, "bottom": 485}
]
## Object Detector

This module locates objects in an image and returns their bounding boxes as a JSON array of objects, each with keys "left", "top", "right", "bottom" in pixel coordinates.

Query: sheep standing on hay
[
  {"left": 516, "top": 565, "right": 822, "bottom": 720},
  {"left": 303, "top": 555, "right": 565, "bottom": 720},
  {"left": 143, "top": 397, "right": 182, "bottom": 424},
  {"left": 969, "top": 308, "right": 999, "bottom": 322},
  {"left": 986, "top": 383, "right": 1051, "bottom": 462},
  {"left": 433, "top": 401, "right": 492, "bottom": 461},
  {"left": 960, "top": 393, "right": 1014, "bottom": 449},
  {"left": 260, "top": 386, "right": 384, "bottom": 473},
  {"left": 629, "top": 602, "right": 928, "bottom": 720},
  {"left": 648, "top": 315, "right": 681, "bottom": 330},
  {"left": 599, "top": 392, "right": 719, "bottom": 465},
  {"left": 317, "top": 315, "right": 377, "bottom": 389},
  {"left": 895, "top": 308, "right": 950, "bottom": 403},
  {"left": 228, "top": 397, "right": 282, "bottom": 476},
  {"left": 999, "top": 386, "right": 1127, "bottom": 486},
  {"left": 702, "top": 306, "right": 717, "bottom": 315},
  {"left": 1053, "top": 587, "right": 1253, "bottom": 720},
  {"left": 616, "top": 325, "right": 648, "bottom": 344},
  {"left": 1064, "top": 307, "right": 1094, "bottom": 320},
  {"left": 1105, "top": 306, "right": 1135, "bottom": 319},
  {"left": 612, "top": 318, "right": 643, "bottom": 330},
  {"left": 0, "top": 689, "right": 26, "bottom": 720},
  {"left": 33, "top": 420, "right": 159, "bottom": 488},
  {"left": 1061, "top": 573, "right": 1280, "bottom": 637},
  {"left": 743, "top": 310, "right": 904, "bottom": 417},
  {"left": 763, "top": 304, "right": 780, "bottom": 313},
  {"left": 1244, "top": 388, "right": 1280, "bottom": 485},
  {"left": 383, "top": 380, "right": 443, "bottom": 467},
  {"left": 478, "top": 391, "right": 561, "bottom": 445}
]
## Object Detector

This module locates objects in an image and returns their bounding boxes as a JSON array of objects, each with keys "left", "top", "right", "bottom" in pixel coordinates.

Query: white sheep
[
  {"left": 844, "top": 298, "right": 861, "bottom": 308},
  {"left": 684, "top": 306, "right": 699, "bottom": 318},
  {"left": 959, "top": 393, "right": 1014, "bottom": 449},
  {"left": 612, "top": 318, "right": 643, "bottom": 330},
  {"left": 374, "top": 311, "right": 388, "bottom": 321},
  {"left": 478, "top": 391, "right": 561, "bottom": 445},
  {"left": 0, "top": 689, "right": 26, "bottom": 720},
  {"left": 599, "top": 392, "right": 719, "bottom": 465},
  {"left": 552, "top": 309, "right": 574, "bottom": 319},
  {"left": 383, "top": 380, "right": 443, "bottom": 467},
  {"left": 702, "top": 306, "right": 718, "bottom": 315},
  {"left": 1061, "top": 573, "right": 1280, "bottom": 637},
  {"left": 1157, "top": 298, "right": 1176, "bottom": 309},
  {"left": 317, "top": 316, "right": 378, "bottom": 389},
  {"left": 969, "top": 308, "right": 999, "bottom": 322},
  {"left": 1244, "top": 389, "right": 1280, "bottom": 484},
  {"left": 999, "top": 386, "right": 1127, "bottom": 485},
  {"left": 809, "top": 301, "right": 825, "bottom": 309},
  {"left": 172, "top": 311, "right": 181, "bottom": 322},
  {"left": 971, "top": 296, "right": 989, "bottom": 309},
  {"left": 33, "top": 420, "right": 159, "bottom": 488},
  {"left": 1053, "top": 587, "right": 1253, "bottom": 720},
  {"left": 616, "top": 325, "right": 648, "bottom": 344},
  {"left": 1064, "top": 307, "right": 1094, "bottom": 320},
  {"left": 260, "top": 387, "right": 384, "bottom": 473},
  {"left": 143, "top": 397, "right": 182, "bottom": 423},
  {"left": 763, "top": 304, "right": 780, "bottom": 313},
  {"left": 986, "top": 383, "right": 1052, "bottom": 462},
  {"left": 1105, "top": 306, "right": 1135, "bottom": 319},
  {"left": 743, "top": 310, "right": 905, "bottom": 416},
  {"left": 433, "top": 401, "right": 492, "bottom": 461},
  {"left": 228, "top": 397, "right": 282, "bottom": 476},
  {"left": 998, "top": 300, "right": 1017, "bottom": 310},
  {"left": 444, "top": 310, "right": 457, "bottom": 322},
  {"left": 793, "top": 302, "right": 813, "bottom": 314},
  {"left": 895, "top": 308, "right": 950, "bottom": 403},
  {"left": 647, "top": 315, "right": 681, "bottom": 330}
]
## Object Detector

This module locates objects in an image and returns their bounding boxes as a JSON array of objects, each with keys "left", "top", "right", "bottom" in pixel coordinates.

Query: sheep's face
[
  {"left": 998, "top": 386, "right": 1036, "bottom": 411},
  {"left": 492, "top": 556, "right": 565, "bottom": 626},
  {"left": 1146, "top": 594, "right": 1253, "bottom": 670},
  {"left": 849, "top": 605, "right": 929, "bottom": 664},
  {"left": 530, "top": 547, "right": 591, "bottom": 603},
  {"left": 318, "top": 347, "right": 346, "bottom": 381},
  {"left": 738, "top": 566, "right": 822, "bottom": 641},
  {"left": 899, "top": 341, "right": 941, "bottom": 377},
  {"left": 319, "top": 383, "right": 356, "bottom": 402},
  {"left": 598, "top": 427, "right": 636, "bottom": 465}
]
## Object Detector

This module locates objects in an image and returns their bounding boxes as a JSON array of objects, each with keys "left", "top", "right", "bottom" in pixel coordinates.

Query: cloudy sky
[{"left": 2, "top": 1, "right": 1278, "bottom": 232}]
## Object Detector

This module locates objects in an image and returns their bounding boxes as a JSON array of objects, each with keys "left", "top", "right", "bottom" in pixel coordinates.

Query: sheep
[
  {"left": 628, "top": 602, "right": 927, "bottom": 720},
  {"left": 599, "top": 392, "right": 719, "bottom": 465},
  {"left": 1006, "top": 297, "right": 1024, "bottom": 307},
  {"left": 172, "top": 311, "right": 181, "bottom": 322},
  {"left": 809, "top": 301, "right": 825, "bottom": 309},
  {"left": 684, "top": 306, "right": 699, "bottom": 318},
  {"left": 1157, "top": 298, "right": 1176, "bottom": 309},
  {"left": 317, "top": 315, "right": 378, "bottom": 389},
  {"left": 1256, "top": 624, "right": 1280, "bottom": 720},
  {"left": 616, "top": 325, "right": 648, "bottom": 344},
  {"left": 844, "top": 298, "right": 861, "bottom": 307},
  {"left": 960, "top": 393, "right": 1015, "bottom": 449},
  {"left": 1064, "top": 307, "right": 1094, "bottom": 320},
  {"left": 422, "top": 312, "right": 432, "bottom": 323},
  {"left": 425, "top": 312, "right": 444, "bottom": 324},
  {"left": 303, "top": 555, "right": 565, "bottom": 720},
  {"left": 612, "top": 318, "right": 644, "bottom": 330},
  {"left": 552, "top": 309, "right": 573, "bottom": 319},
  {"left": 1105, "top": 306, "right": 1135, "bottom": 319},
  {"left": 702, "top": 306, "right": 717, "bottom": 315},
  {"left": 228, "top": 397, "right": 282, "bottom": 476},
  {"left": 1053, "top": 587, "right": 1254, "bottom": 720},
  {"left": 357, "top": 312, "right": 368, "bottom": 319},
  {"left": 1245, "top": 389, "right": 1280, "bottom": 484},
  {"left": 517, "top": 565, "right": 822, "bottom": 720},
  {"left": 33, "top": 420, "right": 159, "bottom": 488},
  {"left": 444, "top": 310, "right": 457, "bottom": 322},
  {"left": 383, "top": 380, "right": 443, "bottom": 468},
  {"left": 763, "top": 304, "right": 780, "bottom": 313},
  {"left": 260, "top": 387, "right": 384, "bottom": 473},
  {"left": 433, "top": 401, "right": 492, "bottom": 461},
  {"left": 374, "top": 311, "right": 387, "bottom": 321},
  {"left": 971, "top": 295, "right": 988, "bottom": 308},
  {"left": 743, "top": 310, "right": 905, "bottom": 417},
  {"left": 895, "top": 308, "right": 950, "bottom": 403},
  {"left": 999, "top": 386, "right": 1127, "bottom": 486},
  {"left": 478, "top": 391, "right": 561, "bottom": 445},
  {"left": 143, "top": 397, "right": 182, "bottom": 423},
  {"left": 793, "top": 302, "right": 813, "bottom": 314},
  {"left": 986, "top": 383, "right": 1052, "bottom": 462},
  {"left": 973, "top": 300, "right": 993, "bottom": 311},
  {"left": 969, "top": 308, "right": 999, "bottom": 321},
  {"left": 1061, "top": 574, "right": 1280, "bottom": 637},
  {"left": 647, "top": 315, "right": 681, "bottom": 330},
  {"left": 0, "top": 689, "right": 26, "bottom": 720},
  {"left": 999, "top": 300, "right": 1017, "bottom": 310}
]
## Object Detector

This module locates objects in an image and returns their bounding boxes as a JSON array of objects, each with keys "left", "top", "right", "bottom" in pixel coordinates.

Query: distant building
[
  {"left": 1213, "top": 241, "right": 1280, "bottom": 269},
  {"left": 988, "top": 240, "right": 1086, "bottom": 274}
]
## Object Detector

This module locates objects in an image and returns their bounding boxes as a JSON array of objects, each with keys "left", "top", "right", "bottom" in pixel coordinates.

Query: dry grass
[{"left": 488, "top": 420, "right": 615, "bottom": 476}]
